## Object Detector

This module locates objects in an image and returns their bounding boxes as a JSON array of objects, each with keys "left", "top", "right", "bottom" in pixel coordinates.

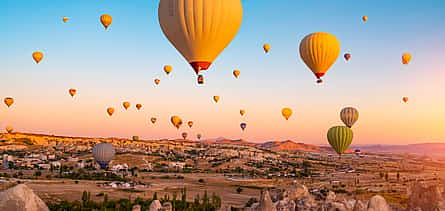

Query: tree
[
  {"left": 397, "top": 172, "right": 400, "bottom": 181},
  {"left": 152, "top": 192, "right": 158, "bottom": 200},
  {"left": 385, "top": 173, "right": 389, "bottom": 181},
  {"left": 236, "top": 186, "right": 243, "bottom": 194},
  {"left": 34, "top": 171, "right": 42, "bottom": 177}
]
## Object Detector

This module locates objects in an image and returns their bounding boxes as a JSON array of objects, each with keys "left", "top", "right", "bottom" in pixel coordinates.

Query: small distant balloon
[
  {"left": 263, "top": 44, "right": 271, "bottom": 53},
  {"left": 187, "top": 121, "right": 194, "bottom": 128},
  {"left": 340, "top": 107, "right": 359, "bottom": 128},
  {"left": 240, "top": 123, "right": 247, "bottom": 131},
  {"left": 122, "top": 102, "right": 130, "bottom": 110},
  {"left": 402, "top": 97, "right": 409, "bottom": 103},
  {"left": 197, "top": 134, "right": 202, "bottom": 140},
  {"left": 233, "top": 70, "right": 241, "bottom": 78},
  {"left": 362, "top": 16, "right": 368, "bottom": 22},
  {"left": 62, "top": 16, "right": 69, "bottom": 23},
  {"left": 69, "top": 89, "right": 77, "bottom": 97},
  {"left": 136, "top": 104, "right": 142, "bottom": 110},
  {"left": 32, "top": 52, "right": 44, "bottom": 64},
  {"left": 402, "top": 53, "right": 412, "bottom": 65},
  {"left": 281, "top": 107, "right": 293, "bottom": 120},
  {"left": 100, "top": 14, "right": 112, "bottom": 30},
  {"left": 107, "top": 107, "right": 115, "bottom": 116},
  {"left": 171, "top": 116, "right": 183, "bottom": 129},
  {"left": 197, "top": 75, "right": 204, "bottom": 84},
  {"left": 4, "top": 97, "right": 14, "bottom": 108},
  {"left": 240, "top": 109, "right": 246, "bottom": 116},
  {"left": 150, "top": 117, "right": 157, "bottom": 124},
  {"left": 213, "top": 96, "right": 220, "bottom": 103},
  {"left": 182, "top": 132, "right": 188, "bottom": 139},
  {"left": 344, "top": 53, "right": 351, "bottom": 61},
  {"left": 5, "top": 126, "right": 13, "bottom": 134},
  {"left": 164, "top": 65, "right": 172, "bottom": 75}
]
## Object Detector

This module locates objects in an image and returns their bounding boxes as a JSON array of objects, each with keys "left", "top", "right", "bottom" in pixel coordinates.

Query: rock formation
[
  {"left": 367, "top": 195, "right": 391, "bottom": 211},
  {"left": 149, "top": 199, "right": 163, "bottom": 211},
  {"left": 0, "top": 184, "right": 49, "bottom": 211},
  {"left": 408, "top": 182, "right": 445, "bottom": 211}
]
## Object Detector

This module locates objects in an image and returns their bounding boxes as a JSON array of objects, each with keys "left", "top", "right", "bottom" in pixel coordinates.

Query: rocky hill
[{"left": 0, "top": 184, "right": 49, "bottom": 211}]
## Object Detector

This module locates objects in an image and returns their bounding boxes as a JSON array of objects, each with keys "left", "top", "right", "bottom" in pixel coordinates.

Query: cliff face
[{"left": 0, "top": 184, "right": 49, "bottom": 211}]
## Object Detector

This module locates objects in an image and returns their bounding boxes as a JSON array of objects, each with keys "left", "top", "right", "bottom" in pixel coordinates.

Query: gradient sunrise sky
[{"left": 1, "top": 0, "right": 444, "bottom": 144}]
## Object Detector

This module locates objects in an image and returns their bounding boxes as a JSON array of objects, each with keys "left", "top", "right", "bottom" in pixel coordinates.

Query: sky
[{"left": 1, "top": 0, "right": 445, "bottom": 145}]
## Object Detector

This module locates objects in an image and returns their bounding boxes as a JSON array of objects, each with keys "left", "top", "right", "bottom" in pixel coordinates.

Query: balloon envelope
[
  {"left": 150, "top": 117, "right": 157, "bottom": 124},
  {"left": 32, "top": 52, "right": 44, "bottom": 64},
  {"left": 187, "top": 121, "right": 194, "bottom": 128},
  {"left": 123, "top": 102, "right": 130, "bottom": 110},
  {"left": 5, "top": 126, "right": 13, "bottom": 134},
  {"left": 281, "top": 107, "right": 292, "bottom": 120},
  {"left": 4, "top": 97, "right": 14, "bottom": 107},
  {"left": 136, "top": 104, "right": 142, "bottom": 110},
  {"left": 362, "top": 16, "right": 368, "bottom": 22},
  {"left": 62, "top": 17, "right": 68, "bottom": 23},
  {"left": 240, "top": 109, "right": 246, "bottom": 116},
  {"left": 213, "top": 96, "right": 220, "bottom": 103},
  {"left": 100, "top": 14, "right": 112, "bottom": 29},
  {"left": 92, "top": 143, "right": 115, "bottom": 169},
  {"left": 233, "top": 70, "right": 241, "bottom": 78},
  {"left": 344, "top": 53, "right": 351, "bottom": 61},
  {"left": 340, "top": 107, "right": 359, "bottom": 128},
  {"left": 107, "top": 107, "right": 115, "bottom": 116},
  {"left": 263, "top": 44, "right": 271, "bottom": 53},
  {"left": 164, "top": 65, "right": 172, "bottom": 74},
  {"left": 69, "top": 89, "right": 76, "bottom": 97},
  {"left": 327, "top": 126, "right": 353, "bottom": 155},
  {"left": 402, "top": 53, "right": 412, "bottom": 65},
  {"left": 171, "top": 116, "right": 183, "bottom": 129},
  {"left": 240, "top": 123, "right": 247, "bottom": 131},
  {"left": 403, "top": 97, "right": 409, "bottom": 103},
  {"left": 182, "top": 132, "right": 188, "bottom": 139}
]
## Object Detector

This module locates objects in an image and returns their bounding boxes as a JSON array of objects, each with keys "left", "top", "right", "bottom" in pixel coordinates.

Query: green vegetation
[
  {"left": 56, "top": 169, "right": 129, "bottom": 182},
  {"left": 48, "top": 188, "right": 222, "bottom": 211}
]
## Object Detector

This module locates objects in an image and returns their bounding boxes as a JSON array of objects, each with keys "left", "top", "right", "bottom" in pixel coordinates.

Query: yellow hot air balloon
[
  {"left": 5, "top": 126, "right": 13, "bottom": 134},
  {"left": 62, "top": 16, "right": 69, "bottom": 23},
  {"left": 340, "top": 107, "right": 359, "bottom": 128},
  {"left": 164, "top": 65, "right": 172, "bottom": 75},
  {"left": 171, "top": 116, "right": 183, "bottom": 129},
  {"left": 187, "top": 121, "right": 194, "bottom": 128},
  {"left": 402, "top": 53, "right": 412, "bottom": 65},
  {"left": 281, "top": 107, "right": 292, "bottom": 120},
  {"left": 154, "top": 79, "right": 161, "bottom": 85},
  {"left": 100, "top": 14, "right": 112, "bottom": 30},
  {"left": 32, "top": 51, "right": 44, "bottom": 64},
  {"left": 263, "top": 44, "right": 271, "bottom": 53},
  {"left": 122, "top": 102, "right": 130, "bottom": 110},
  {"left": 4, "top": 97, "right": 14, "bottom": 108},
  {"left": 107, "top": 107, "right": 115, "bottom": 116},
  {"left": 299, "top": 32, "right": 340, "bottom": 83},
  {"left": 240, "top": 109, "right": 246, "bottom": 116},
  {"left": 136, "top": 104, "right": 142, "bottom": 110},
  {"left": 158, "top": 0, "right": 243, "bottom": 75},
  {"left": 362, "top": 16, "right": 368, "bottom": 22},
  {"left": 213, "top": 96, "right": 220, "bottom": 103},
  {"left": 233, "top": 70, "right": 241, "bottom": 78},
  {"left": 327, "top": 126, "right": 353, "bottom": 155},
  {"left": 69, "top": 89, "right": 77, "bottom": 97}
]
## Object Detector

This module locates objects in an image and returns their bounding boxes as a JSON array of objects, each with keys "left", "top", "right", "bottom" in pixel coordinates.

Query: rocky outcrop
[
  {"left": 0, "top": 184, "right": 49, "bottom": 211},
  {"left": 352, "top": 200, "right": 366, "bottom": 211},
  {"left": 258, "top": 190, "right": 277, "bottom": 211},
  {"left": 367, "top": 195, "right": 391, "bottom": 211},
  {"left": 149, "top": 200, "right": 163, "bottom": 211},
  {"left": 162, "top": 202, "right": 173, "bottom": 211},
  {"left": 408, "top": 182, "right": 445, "bottom": 211},
  {"left": 132, "top": 204, "right": 141, "bottom": 211}
]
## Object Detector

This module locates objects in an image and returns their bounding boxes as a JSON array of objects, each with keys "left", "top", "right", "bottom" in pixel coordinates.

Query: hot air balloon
[
  {"left": 182, "top": 132, "right": 188, "bottom": 139},
  {"left": 62, "top": 16, "right": 69, "bottom": 23},
  {"left": 158, "top": 0, "right": 243, "bottom": 76},
  {"left": 187, "top": 121, "right": 193, "bottom": 128},
  {"left": 154, "top": 79, "right": 160, "bottom": 85},
  {"left": 171, "top": 116, "right": 183, "bottom": 129},
  {"left": 233, "top": 70, "right": 241, "bottom": 78},
  {"left": 281, "top": 107, "right": 292, "bottom": 120},
  {"left": 197, "top": 134, "right": 202, "bottom": 140},
  {"left": 4, "top": 97, "right": 14, "bottom": 108},
  {"left": 263, "top": 44, "right": 271, "bottom": 53},
  {"left": 107, "top": 107, "right": 115, "bottom": 116},
  {"left": 136, "top": 104, "right": 142, "bottom": 110},
  {"left": 327, "top": 126, "right": 353, "bottom": 155},
  {"left": 362, "top": 16, "right": 368, "bottom": 22},
  {"left": 92, "top": 143, "right": 115, "bottom": 169},
  {"left": 344, "top": 53, "right": 351, "bottom": 61},
  {"left": 164, "top": 65, "right": 172, "bottom": 75},
  {"left": 100, "top": 14, "right": 112, "bottom": 30},
  {"left": 150, "top": 117, "right": 157, "bottom": 124},
  {"left": 197, "top": 75, "right": 204, "bottom": 84},
  {"left": 240, "top": 123, "right": 247, "bottom": 131},
  {"left": 213, "top": 96, "right": 220, "bottom": 103},
  {"left": 123, "top": 102, "right": 130, "bottom": 110},
  {"left": 32, "top": 51, "right": 44, "bottom": 64},
  {"left": 69, "top": 89, "right": 76, "bottom": 97},
  {"left": 299, "top": 32, "right": 340, "bottom": 83},
  {"left": 402, "top": 97, "right": 409, "bottom": 103},
  {"left": 5, "top": 126, "right": 13, "bottom": 134},
  {"left": 240, "top": 109, "right": 246, "bottom": 116},
  {"left": 340, "top": 107, "right": 359, "bottom": 128},
  {"left": 402, "top": 53, "right": 412, "bottom": 65}
]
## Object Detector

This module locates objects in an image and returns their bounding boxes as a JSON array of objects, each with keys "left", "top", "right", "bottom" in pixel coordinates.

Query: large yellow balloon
[
  {"left": 327, "top": 126, "right": 353, "bottom": 155},
  {"left": 107, "top": 107, "right": 115, "bottom": 116},
  {"left": 171, "top": 116, "right": 183, "bottom": 129},
  {"left": 263, "top": 44, "right": 271, "bottom": 53},
  {"left": 159, "top": 0, "right": 243, "bottom": 75},
  {"left": 4, "top": 97, "right": 14, "bottom": 107},
  {"left": 281, "top": 107, "right": 292, "bottom": 120},
  {"left": 32, "top": 52, "right": 44, "bottom": 64},
  {"left": 299, "top": 32, "right": 340, "bottom": 83},
  {"left": 122, "top": 102, "right": 130, "bottom": 110},
  {"left": 69, "top": 89, "right": 77, "bottom": 97},
  {"left": 402, "top": 53, "right": 412, "bottom": 65},
  {"left": 164, "top": 65, "right": 172, "bottom": 75},
  {"left": 5, "top": 126, "right": 13, "bottom": 134},
  {"left": 100, "top": 14, "right": 112, "bottom": 30},
  {"left": 233, "top": 70, "right": 241, "bottom": 78},
  {"left": 213, "top": 96, "right": 220, "bottom": 103}
]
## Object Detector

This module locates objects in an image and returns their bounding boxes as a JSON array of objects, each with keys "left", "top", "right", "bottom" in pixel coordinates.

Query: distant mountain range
[
  {"left": 353, "top": 143, "right": 445, "bottom": 157},
  {"left": 200, "top": 138, "right": 324, "bottom": 152}
]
